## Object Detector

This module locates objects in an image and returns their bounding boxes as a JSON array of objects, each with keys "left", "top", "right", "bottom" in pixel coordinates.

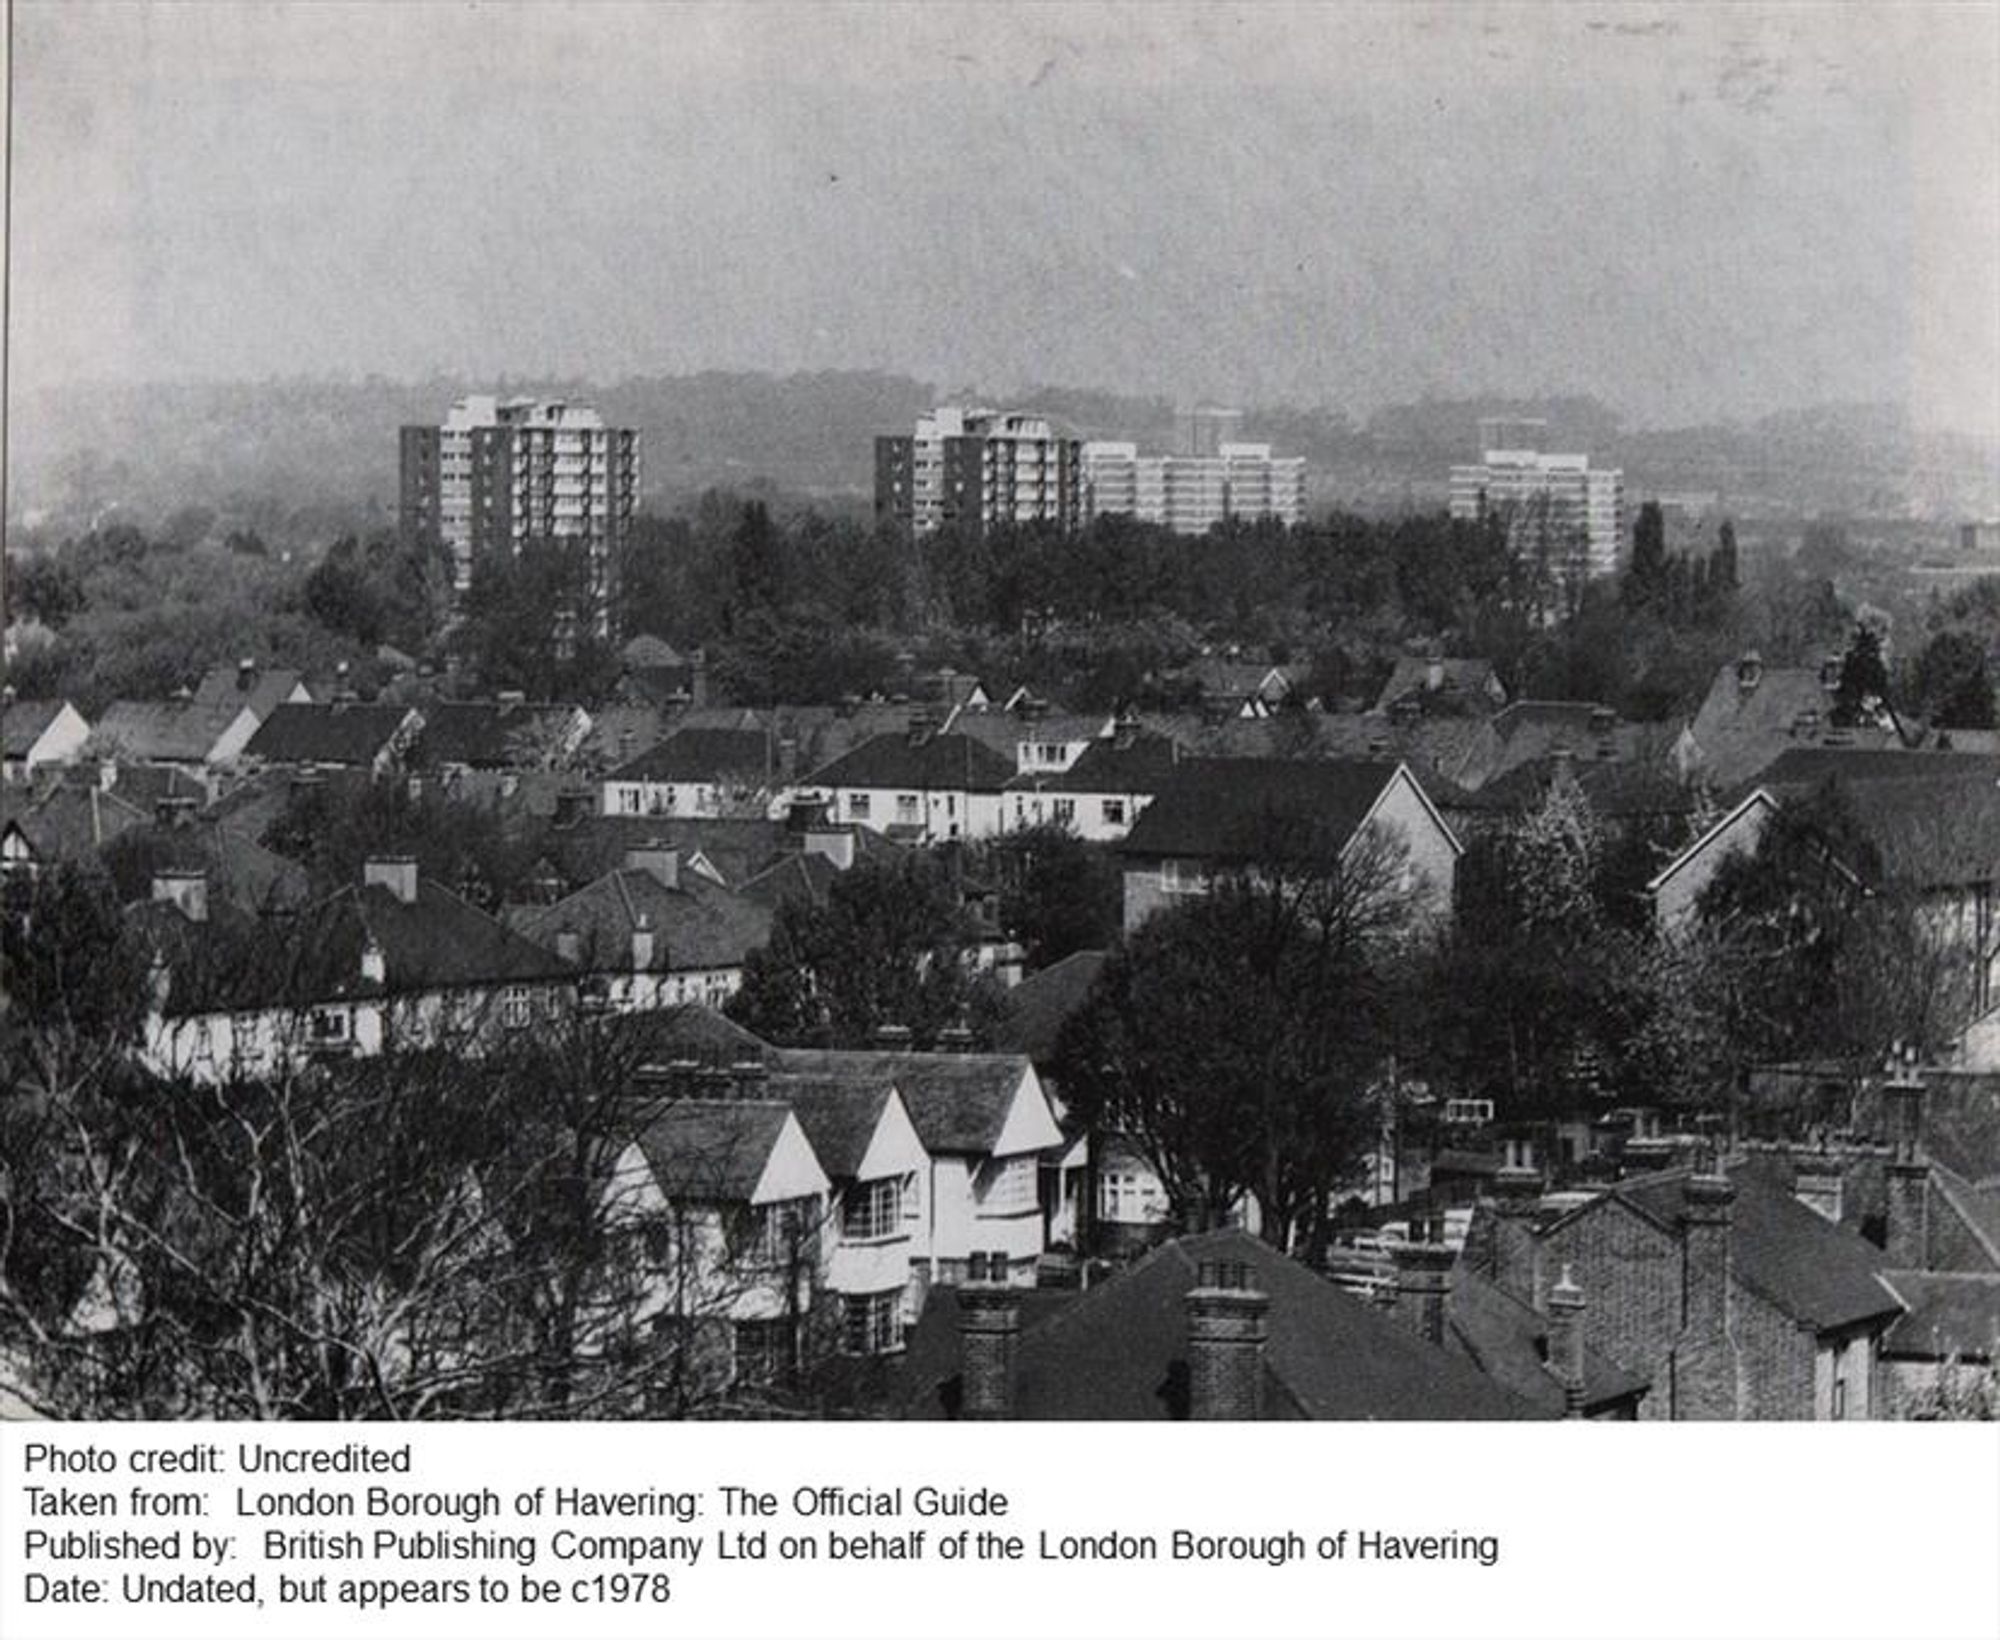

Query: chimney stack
[
  {"left": 1389, "top": 1239, "right": 1455, "bottom": 1347},
  {"left": 1792, "top": 1152, "right": 1845, "bottom": 1225},
  {"left": 630, "top": 912, "right": 657, "bottom": 974},
  {"left": 237, "top": 657, "right": 257, "bottom": 691},
  {"left": 1670, "top": 1172, "right": 1744, "bottom": 1420},
  {"left": 873, "top": 1023, "right": 914, "bottom": 1051},
  {"left": 1184, "top": 1259, "right": 1269, "bottom": 1420},
  {"left": 360, "top": 937, "right": 387, "bottom": 986},
  {"left": 801, "top": 827, "right": 856, "bottom": 871},
  {"left": 957, "top": 1250, "right": 1020, "bottom": 1419},
  {"left": 151, "top": 869, "right": 209, "bottom": 925},
  {"left": 730, "top": 1057, "right": 769, "bottom": 1100},
  {"left": 1546, "top": 1266, "right": 1587, "bottom": 1419},
  {"left": 1882, "top": 1075, "right": 1929, "bottom": 1268},
  {"left": 624, "top": 842, "right": 679, "bottom": 891},
  {"left": 1482, "top": 1167, "right": 1542, "bottom": 1299},
  {"left": 363, "top": 855, "right": 419, "bottom": 905}
]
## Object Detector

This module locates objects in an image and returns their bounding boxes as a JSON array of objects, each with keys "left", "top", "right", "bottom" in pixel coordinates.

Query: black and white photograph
[{"left": 4, "top": 0, "right": 1999, "bottom": 1455}]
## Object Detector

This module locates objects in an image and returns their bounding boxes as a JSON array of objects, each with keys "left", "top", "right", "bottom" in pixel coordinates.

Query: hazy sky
[{"left": 12, "top": 1, "right": 2000, "bottom": 435}]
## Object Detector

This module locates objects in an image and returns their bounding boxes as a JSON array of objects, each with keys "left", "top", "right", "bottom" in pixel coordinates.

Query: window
[
  {"left": 501, "top": 987, "right": 533, "bottom": 1030},
  {"left": 979, "top": 1155, "right": 1037, "bottom": 1214},
  {"left": 310, "top": 1007, "right": 350, "bottom": 1042},
  {"left": 896, "top": 794, "right": 919, "bottom": 822},
  {"left": 849, "top": 793, "right": 871, "bottom": 820},
  {"left": 841, "top": 1289, "right": 905, "bottom": 1356},
  {"left": 726, "top": 1200, "right": 805, "bottom": 1268},
  {"left": 842, "top": 1176, "right": 907, "bottom": 1241},
  {"left": 1102, "top": 799, "right": 1126, "bottom": 827},
  {"left": 1160, "top": 859, "right": 1206, "bottom": 894},
  {"left": 232, "top": 1013, "right": 264, "bottom": 1070},
  {"left": 1051, "top": 798, "right": 1075, "bottom": 828},
  {"left": 734, "top": 1317, "right": 797, "bottom": 1384},
  {"left": 618, "top": 787, "right": 641, "bottom": 815}
]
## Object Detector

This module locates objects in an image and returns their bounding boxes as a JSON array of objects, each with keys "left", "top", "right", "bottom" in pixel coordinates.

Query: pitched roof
[
  {"left": 803, "top": 732, "right": 1017, "bottom": 793},
  {"left": 1118, "top": 757, "right": 1408, "bottom": 861},
  {"left": 516, "top": 865, "right": 772, "bottom": 974},
  {"left": 413, "top": 700, "right": 582, "bottom": 770},
  {"left": 148, "top": 874, "right": 574, "bottom": 1014},
  {"left": 106, "top": 817, "right": 312, "bottom": 914},
  {"left": 1376, "top": 657, "right": 1505, "bottom": 716},
  {"left": 769, "top": 1076, "right": 893, "bottom": 1179},
  {"left": 1689, "top": 662, "right": 1897, "bottom": 786},
  {"left": 1454, "top": 755, "right": 1700, "bottom": 820},
  {"left": 1607, "top": 1163, "right": 1901, "bottom": 1332},
  {"left": 992, "top": 950, "right": 1109, "bottom": 1065},
  {"left": 540, "top": 815, "right": 792, "bottom": 892},
  {"left": 769, "top": 1048, "right": 1032, "bottom": 1154},
  {"left": 1878, "top": 1272, "right": 2000, "bottom": 1361},
  {"left": 96, "top": 700, "right": 244, "bottom": 763},
  {"left": 1005, "top": 735, "right": 1181, "bottom": 795},
  {"left": 244, "top": 703, "right": 416, "bottom": 766},
  {"left": 1444, "top": 1267, "right": 1649, "bottom": 1415},
  {"left": 898, "top": 1229, "right": 1546, "bottom": 1420},
  {"left": 3, "top": 700, "right": 76, "bottom": 757},
  {"left": 1744, "top": 746, "right": 2000, "bottom": 799},
  {"left": 606, "top": 727, "right": 778, "bottom": 786},
  {"left": 189, "top": 663, "right": 310, "bottom": 720},
  {"left": 0, "top": 780, "right": 149, "bottom": 861},
  {"left": 634, "top": 1099, "right": 794, "bottom": 1202},
  {"left": 1846, "top": 777, "right": 2000, "bottom": 889}
]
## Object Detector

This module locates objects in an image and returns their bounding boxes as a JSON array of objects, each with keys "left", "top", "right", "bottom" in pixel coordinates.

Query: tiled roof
[
  {"left": 1933, "top": 1167, "right": 2000, "bottom": 1269},
  {"left": 413, "top": 701, "right": 582, "bottom": 770},
  {"left": 769, "top": 1048, "right": 1032, "bottom": 1155},
  {"left": 1118, "top": 757, "right": 1405, "bottom": 861},
  {"left": 769, "top": 1076, "right": 892, "bottom": 1179},
  {"left": 542, "top": 816, "right": 792, "bottom": 892},
  {"left": 148, "top": 875, "right": 573, "bottom": 1014},
  {"left": 802, "top": 732, "right": 1017, "bottom": 794},
  {"left": 992, "top": 950, "right": 1109, "bottom": 1065},
  {"left": 1879, "top": 1272, "right": 2000, "bottom": 1361},
  {"left": 1689, "top": 663, "right": 1898, "bottom": 786},
  {"left": 1453, "top": 755, "right": 1700, "bottom": 819},
  {"left": 106, "top": 817, "right": 312, "bottom": 914},
  {"left": 736, "top": 851, "right": 844, "bottom": 910},
  {"left": 3, "top": 700, "right": 74, "bottom": 757},
  {"left": 1743, "top": 746, "right": 2000, "bottom": 798},
  {"left": 517, "top": 865, "right": 772, "bottom": 974},
  {"left": 606, "top": 728, "right": 778, "bottom": 786},
  {"left": 1444, "top": 1267, "right": 1649, "bottom": 1415},
  {"left": 898, "top": 1228, "right": 1545, "bottom": 1420},
  {"left": 189, "top": 664, "right": 309, "bottom": 720},
  {"left": 0, "top": 780, "right": 148, "bottom": 860},
  {"left": 1608, "top": 1163, "right": 1901, "bottom": 1332},
  {"left": 244, "top": 703, "right": 416, "bottom": 766},
  {"left": 96, "top": 700, "right": 244, "bottom": 763},
  {"left": 1376, "top": 657, "right": 1505, "bottom": 716},
  {"left": 635, "top": 1099, "right": 792, "bottom": 1203},
  {"left": 1005, "top": 736, "right": 1181, "bottom": 795}
]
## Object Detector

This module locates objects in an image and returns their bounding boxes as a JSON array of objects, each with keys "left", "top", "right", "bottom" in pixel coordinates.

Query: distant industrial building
[
  {"left": 1449, "top": 418, "right": 1623, "bottom": 582},
  {"left": 874, "top": 407, "right": 1083, "bottom": 539},
  {"left": 400, "top": 395, "right": 639, "bottom": 634},
  {"left": 1081, "top": 440, "right": 1307, "bottom": 534}
]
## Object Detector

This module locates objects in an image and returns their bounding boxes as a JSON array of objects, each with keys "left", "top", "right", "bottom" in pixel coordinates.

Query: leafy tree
[
  {"left": 1054, "top": 825, "right": 1418, "bottom": 1251},
  {"left": 1911, "top": 629, "right": 1996, "bottom": 731},
  {"left": 9, "top": 555, "right": 88, "bottom": 629},
  {"left": 1624, "top": 500, "right": 1669, "bottom": 612},
  {"left": 1692, "top": 780, "right": 1959, "bottom": 1068},
  {"left": 1831, "top": 623, "right": 1892, "bottom": 727},
  {"left": 727, "top": 854, "right": 1004, "bottom": 1048},
  {"left": 970, "top": 825, "right": 1122, "bottom": 971},
  {"left": 451, "top": 539, "right": 619, "bottom": 701}
]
